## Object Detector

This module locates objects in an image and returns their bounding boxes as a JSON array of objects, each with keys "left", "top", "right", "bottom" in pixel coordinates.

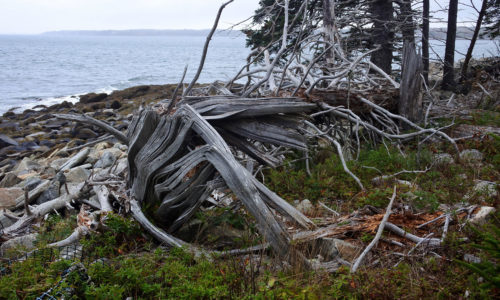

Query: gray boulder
[
  {"left": 0, "top": 172, "right": 21, "bottom": 188},
  {"left": 470, "top": 206, "right": 496, "bottom": 225},
  {"left": 0, "top": 187, "right": 24, "bottom": 209},
  {"left": 35, "top": 184, "right": 60, "bottom": 205},
  {"left": 0, "top": 134, "right": 18, "bottom": 149},
  {"left": 94, "top": 151, "right": 117, "bottom": 168},
  {"left": 22, "top": 176, "right": 42, "bottom": 191},
  {"left": 0, "top": 233, "right": 38, "bottom": 257},
  {"left": 433, "top": 153, "right": 454, "bottom": 165},
  {"left": 65, "top": 166, "right": 90, "bottom": 183},
  {"left": 472, "top": 180, "right": 498, "bottom": 199},
  {"left": 459, "top": 149, "right": 483, "bottom": 164},
  {"left": 296, "top": 199, "right": 314, "bottom": 214}
]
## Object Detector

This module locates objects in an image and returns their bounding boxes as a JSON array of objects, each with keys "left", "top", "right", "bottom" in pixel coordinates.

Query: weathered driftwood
[
  {"left": 14, "top": 180, "right": 51, "bottom": 209},
  {"left": 58, "top": 148, "right": 90, "bottom": 171},
  {"left": 2, "top": 183, "right": 88, "bottom": 238},
  {"left": 126, "top": 97, "right": 315, "bottom": 264},
  {"left": 53, "top": 114, "right": 128, "bottom": 145}
]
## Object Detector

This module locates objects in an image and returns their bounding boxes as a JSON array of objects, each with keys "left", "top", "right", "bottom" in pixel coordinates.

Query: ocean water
[
  {"left": 0, "top": 34, "right": 498, "bottom": 114},
  {"left": 0, "top": 33, "right": 250, "bottom": 114}
]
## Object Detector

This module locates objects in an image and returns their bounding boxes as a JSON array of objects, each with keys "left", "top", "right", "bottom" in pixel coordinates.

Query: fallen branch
[
  {"left": 384, "top": 222, "right": 441, "bottom": 247},
  {"left": 351, "top": 185, "right": 397, "bottom": 273},
  {"left": 53, "top": 114, "right": 128, "bottom": 145}
]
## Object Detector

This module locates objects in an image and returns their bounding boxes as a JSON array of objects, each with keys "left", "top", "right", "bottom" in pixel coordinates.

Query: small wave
[
  {"left": 95, "top": 85, "right": 118, "bottom": 95},
  {"left": 128, "top": 75, "right": 156, "bottom": 82},
  {"left": 0, "top": 85, "right": 116, "bottom": 115},
  {"left": 1, "top": 95, "right": 79, "bottom": 115}
]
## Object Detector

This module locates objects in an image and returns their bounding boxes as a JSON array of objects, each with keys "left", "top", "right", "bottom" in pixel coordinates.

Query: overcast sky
[{"left": 0, "top": 0, "right": 482, "bottom": 34}]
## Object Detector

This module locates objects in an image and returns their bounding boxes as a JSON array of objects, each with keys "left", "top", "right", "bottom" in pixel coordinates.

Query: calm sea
[
  {"left": 0, "top": 34, "right": 497, "bottom": 114},
  {"left": 0, "top": 32, "right": 249, "bottom": 114}
]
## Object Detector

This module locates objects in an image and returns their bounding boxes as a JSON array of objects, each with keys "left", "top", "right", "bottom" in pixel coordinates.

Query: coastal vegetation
[{"left": 0, "top": 0, "right": 499, "bottom": 299}]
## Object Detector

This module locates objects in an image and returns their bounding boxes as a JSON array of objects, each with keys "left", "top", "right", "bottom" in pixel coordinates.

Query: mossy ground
[{"left": 1, "top": 116, "right": 499, "bottom": 299}]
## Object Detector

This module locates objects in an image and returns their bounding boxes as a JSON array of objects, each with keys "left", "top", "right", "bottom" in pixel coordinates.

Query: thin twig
[{"left": 351, "top": 186, "right": 397, "bottom": 273}]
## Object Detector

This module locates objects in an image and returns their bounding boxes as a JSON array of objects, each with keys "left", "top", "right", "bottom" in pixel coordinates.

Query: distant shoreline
[
  {"left": 41, "top": 29, "right": 244, "bottom": 37},
  {"left": 36, "top": 27, "right": 497, "bottom": 40}
]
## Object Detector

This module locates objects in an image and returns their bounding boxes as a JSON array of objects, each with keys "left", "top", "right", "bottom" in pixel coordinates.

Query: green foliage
[
  {"left": 482, "top": 0, "right": 500, "bottom": 39},
  {"left": 37, "top": 214, "right": 76, "bottom": 247},
  {"left": 471, "top": 111, "right": 500, "bottom": 127},
  {"left": 80, "top": 213, "right": 144, "bottom": 258},
  {"left": 457, "top": 224, "right": 500, "bottom": 290},
  {"left": 0, "top": 258, "right": 73, "bottom": 299}
]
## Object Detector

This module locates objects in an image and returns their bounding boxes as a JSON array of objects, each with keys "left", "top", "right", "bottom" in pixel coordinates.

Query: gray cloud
[{"left": 0, "top": 0, "right": 482, "bottom": 34}]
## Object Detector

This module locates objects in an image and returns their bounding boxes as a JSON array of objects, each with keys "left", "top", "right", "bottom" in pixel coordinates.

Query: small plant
[{"left": 457, "top": 224, "right": 500, "bottom": 290}]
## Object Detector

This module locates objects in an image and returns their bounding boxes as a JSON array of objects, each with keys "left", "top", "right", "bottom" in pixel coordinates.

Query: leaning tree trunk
[
  {"left": 370, "top": 0, "right": 394, "bottom": 75},
  {"left": 442, "top": 0, "right": 458, "bottom": 91},
  {"left": 459, "top": 0, "right": 489, "bottom": 83}
]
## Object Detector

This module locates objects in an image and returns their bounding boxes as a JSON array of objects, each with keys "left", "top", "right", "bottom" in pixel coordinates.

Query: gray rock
[
  {"left": 35, "top": 184, "right": 60, "bottom": 204},
  {"left": 50, "top": 158, "right": 69, "bottom": 170},
  {"left": 0, "top": 134, "right": 18, "bottom": 149},
  {"left": 472, "top": 180, "right": 498, "bottom": 199},
  {"left": 464, "top": 254, "right": 481, "bottom": 264},
  {"left": 296, "top": 199, "right": 314, "bottom": 214},
  {"left": 460, "top": 149, "right": 483, "bottom": 163},
  {"left": 433, "top": 153, "right": 454, "bottom": 165},
  {"left": 113, "top": 158, "right": 128, "bottom": 175},
  {"left": 94, "top": 151, "right": 117, "bottom": 168},
  {"left": 0, "top": 211, "right": 17, "bottom": 229},
  {"left": 74, "top": 128, "right": 98, "bottom": 139},
  {"left": 0, "top": 187, "right": 24, "bottom": 209},
  {"left": 0, "top": 172, "right": 21, "bottom": 188},
  {"left": 14, "top": 157, "right": 41, "bottom": 174},
  {"left": 470, "top": 206, "right": 496, "bottom": 225},
  {"left": 65, "top": 166, "right": 90, "bottom": 183},
  {"left": 114, "top": 143, "right": 128, "bottom": 152},
  {"left": 0, "top": 233, "right": 38, "bottom": 256},
  {"left": 22, "top": 176, "right": 42, "bottom": 191}
]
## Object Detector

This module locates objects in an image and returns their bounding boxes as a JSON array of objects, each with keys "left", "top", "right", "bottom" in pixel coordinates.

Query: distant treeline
[
  {"left": 428, "top": 26, "right": 497, "bottom": 40},
  {"left": 42, "top": 29, "right": 244, "bottom": 37},
  {"left": 43, "top": 27, "right": 497, "bottom": 40}
]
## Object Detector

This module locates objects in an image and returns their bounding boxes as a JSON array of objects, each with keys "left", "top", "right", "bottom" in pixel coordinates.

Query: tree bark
[
  {"left": 399, "top": 0, "right": 415, "bottom": 44},
  {"left": 459, "top": 0, "right": 489, "bottom": 83},
  {"left": 399, "top": 42, "right": 423, "bottom": 122},
  {"left": 323, "top": 0, "right": 336, "bottom": 67},
  {"left": 370, "top": 0, "right": 394, "bottom": 75},
  {"left": 422, "top": 0, "right": 430, "bottom": 84},
  {"left": 442, "top": 0, "right": 458, "bottom": 91}
]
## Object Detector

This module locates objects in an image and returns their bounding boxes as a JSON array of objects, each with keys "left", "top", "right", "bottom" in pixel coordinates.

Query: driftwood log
[{"left": 124, "top": 97, "right": 316, "bottom": 264}]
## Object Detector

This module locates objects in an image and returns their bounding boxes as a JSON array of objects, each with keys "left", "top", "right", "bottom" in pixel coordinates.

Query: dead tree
[
  {"left": 442, "top": 0, "right": 459, "bottom": 91},
  {"left": 460, "top": 0, "right": 489, "bottom": 83},
  {"left": 399, "top": 41, "right": 423, "bottom": 122},
  {"left": 422, "top": 0, "right": 430, "bottom": 84}
]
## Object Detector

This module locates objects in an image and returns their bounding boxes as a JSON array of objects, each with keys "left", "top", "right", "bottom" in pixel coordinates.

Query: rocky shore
[
  {"left": 0, "top": 84, "right": 178, "bottom": 163},
  {"left": 0, "top": 84, "right": 177, "bottom": 228}
]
